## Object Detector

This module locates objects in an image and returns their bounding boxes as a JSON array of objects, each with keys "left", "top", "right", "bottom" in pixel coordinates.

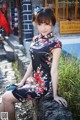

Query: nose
[{"left": 41, "top": 24, "right": 46, "bottom": 31}]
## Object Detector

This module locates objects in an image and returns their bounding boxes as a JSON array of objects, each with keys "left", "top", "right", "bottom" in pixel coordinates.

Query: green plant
[
  {"left": 58, "top": 54, "right": 80, "bottom": 120},
  {"left": 12, "top": 61, "right": 22, "bottom": 82}
]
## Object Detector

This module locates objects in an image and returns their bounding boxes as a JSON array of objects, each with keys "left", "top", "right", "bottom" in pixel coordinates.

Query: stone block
[
  {"left": 3, "top": 45, "right": 15, "bottom": 62},
  {"left": 38, "top": 93, "right": 73, "bottom": 120}
]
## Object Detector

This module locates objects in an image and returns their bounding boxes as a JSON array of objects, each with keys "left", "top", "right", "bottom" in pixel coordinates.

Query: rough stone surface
[
  {"left": 0, "top": 51, "right": 33, "bottom": 120},
  {"left": 38, "top": 93, "right": 73, "bottom": 120},
  {"left": 0, "top": 59, "right": 17, "bottom": 98}
]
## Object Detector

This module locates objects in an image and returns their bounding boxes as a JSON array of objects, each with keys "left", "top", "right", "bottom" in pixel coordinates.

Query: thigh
[{"left": 2, "top": 91, "right": 18, "bottom": 103}]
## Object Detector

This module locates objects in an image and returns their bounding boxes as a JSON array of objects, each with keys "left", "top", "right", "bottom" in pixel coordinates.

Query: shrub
[{"left": 58, "top": 54, "right": 80, "bottom": 120}]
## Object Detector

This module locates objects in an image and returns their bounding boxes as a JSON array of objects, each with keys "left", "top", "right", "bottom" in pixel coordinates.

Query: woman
[{"left": 0, "top": 7, "right": 67, "bottom": 120}]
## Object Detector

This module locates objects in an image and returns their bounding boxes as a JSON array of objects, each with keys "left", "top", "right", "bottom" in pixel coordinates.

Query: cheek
[
  {"left": 37, "top": 26, "right": 41, "bottom": 31},
  {"left": 46, "top": 26, "right": 52, "bottom": 31}
]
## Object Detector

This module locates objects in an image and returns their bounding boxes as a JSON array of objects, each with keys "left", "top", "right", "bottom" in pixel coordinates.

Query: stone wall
[{"left": 14, "top": 49, "right": 30, "bottom": 77}]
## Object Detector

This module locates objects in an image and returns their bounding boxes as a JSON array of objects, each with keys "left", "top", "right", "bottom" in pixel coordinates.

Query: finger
[
  {"left": 63, "top": 101, "right": 67, "bottom": 107},
  {"left": 62, "top": 98, "right": 67, "bottom": 107},
  {"left": 59, "top": 99, "right": 67, "bottom": 107},
  {"left": 15, "top": 83, "right": 18, "bottom": 86},
  {"left": 54, "top": 99, "right": 62, "bottom": 105}
]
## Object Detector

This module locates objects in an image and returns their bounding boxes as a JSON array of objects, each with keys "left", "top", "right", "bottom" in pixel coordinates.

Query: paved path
[
  {"left": 59, "top": 36, "right": 80, "bottom": 58},
  {"left": 60, "top": 36, "right": 80, "bottom": 45}
]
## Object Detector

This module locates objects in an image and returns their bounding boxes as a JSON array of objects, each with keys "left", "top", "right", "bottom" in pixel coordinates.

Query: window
[{"left": 45, "top": 0, "right": 80, "bottom": 21}]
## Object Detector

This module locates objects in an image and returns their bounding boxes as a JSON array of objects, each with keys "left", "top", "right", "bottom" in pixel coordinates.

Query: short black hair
[{"left": 34, "top": 8, "right": 56, "bottom": 26}]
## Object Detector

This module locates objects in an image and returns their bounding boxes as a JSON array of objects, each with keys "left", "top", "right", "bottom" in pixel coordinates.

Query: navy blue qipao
[{"left": 12, "top": 32, "right": 62, "bottom": 102}]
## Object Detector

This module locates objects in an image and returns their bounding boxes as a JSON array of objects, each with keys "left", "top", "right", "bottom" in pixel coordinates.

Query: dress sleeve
[{"left": 49, "top": 39, "right": 62, "bottom": 52}]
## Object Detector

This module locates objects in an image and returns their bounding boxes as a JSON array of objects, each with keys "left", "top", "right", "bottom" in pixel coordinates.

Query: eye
[
  {"left": 38, "top": 23, "right": 42, "bottom": 25},
  {"left": 46, "top": 23, "right": 50, "bottom": 25}
]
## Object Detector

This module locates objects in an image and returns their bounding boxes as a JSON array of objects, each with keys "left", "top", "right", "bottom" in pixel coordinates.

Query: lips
[{"left": 41, "top": 32, "right": 47, "bottom": 35}]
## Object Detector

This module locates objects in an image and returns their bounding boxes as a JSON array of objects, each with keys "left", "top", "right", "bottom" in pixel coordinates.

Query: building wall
[{"left": 32, "top": 0, "right": 43, "bottom": 9}]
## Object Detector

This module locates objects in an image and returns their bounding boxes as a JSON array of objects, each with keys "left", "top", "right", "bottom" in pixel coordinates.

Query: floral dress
[{"left": 12, "top": 32, "right": 62, "bottom": 102}]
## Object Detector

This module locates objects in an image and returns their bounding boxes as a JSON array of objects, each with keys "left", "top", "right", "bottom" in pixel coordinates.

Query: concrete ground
[{"left": 60, "top": 35, "right": 80, "bottom": 58}]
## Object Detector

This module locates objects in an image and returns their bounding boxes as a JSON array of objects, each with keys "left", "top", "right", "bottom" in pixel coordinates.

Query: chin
[{"left": 41, "top": 33, "right": 48, "bottom": 36}]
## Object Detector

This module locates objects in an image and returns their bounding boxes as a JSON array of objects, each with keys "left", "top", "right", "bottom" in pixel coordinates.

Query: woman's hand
[
  {"left": 54, "top": 95, "right": 67, "bottom": 107},
  {"left": 15, "top": 81, "right": 24, "bottom": 88}
]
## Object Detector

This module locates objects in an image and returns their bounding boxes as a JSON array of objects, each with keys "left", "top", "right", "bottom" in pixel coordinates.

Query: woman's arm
[
  {"left": 21, "top": 60, "right": 33, "bottom": 83},
  {"left": 51, "top": 48, "right": 67, "bottom": 107}
]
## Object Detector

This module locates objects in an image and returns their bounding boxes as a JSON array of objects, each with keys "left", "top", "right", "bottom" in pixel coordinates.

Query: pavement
[{"left": 60, "top": 35, "right": 80, "bottom": 58}]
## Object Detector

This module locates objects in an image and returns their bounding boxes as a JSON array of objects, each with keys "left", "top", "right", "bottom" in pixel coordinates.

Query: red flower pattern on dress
[
  {"left": 41, "top": 39, "right": 46, "bottom": 43},
  {"left": 33, "top": 66, "right": 47, "bottom": 94},
  {"left": 35, "top": 86, "right": 44, "bottom": 94},
  {"left": 49, "top": 41, "right": 62, "bottom": 51},
  {"left": 34, "top": 67, "right": 45, "bottom": 86},
  {"left": 54, "top": 41, "right": 62, "bottom": 48}
]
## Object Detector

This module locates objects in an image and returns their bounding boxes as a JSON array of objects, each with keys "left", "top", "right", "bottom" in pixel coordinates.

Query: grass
[
  {"left": 58, "top": 54, "right": 80, "bottom": 120},
  {"left": 12, "top": 61, "right": 22, "bottom": 82}
]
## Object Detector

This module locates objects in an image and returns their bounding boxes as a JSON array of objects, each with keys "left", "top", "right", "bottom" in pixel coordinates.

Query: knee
[
  {"left": 2, "top": 91, "right": 11, "bottom": 104},
  {"left": 2, "top": 92, "right": 8, "bottom": 103},
  {"left": 2, "top": 91, "right": 17, "bottom": 104}
]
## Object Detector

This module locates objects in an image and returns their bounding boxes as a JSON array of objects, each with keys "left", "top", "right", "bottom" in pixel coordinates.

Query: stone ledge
[
  {"left": 38, "top": 93, "right": 72, "bottom": 120},
  {"left": 14, "top": 49, "right": 30, "bottom": 76},
  {"left": 3, "top": 42, "right": 15, "bottom": 62},
  {"left": 6, "top": 34, "right": 24, "bottom": 50}
]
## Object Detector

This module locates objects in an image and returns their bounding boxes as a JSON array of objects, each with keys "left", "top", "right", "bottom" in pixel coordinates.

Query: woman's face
[{"left": 36, "top": 22, "right": 53, "bottom": 36}]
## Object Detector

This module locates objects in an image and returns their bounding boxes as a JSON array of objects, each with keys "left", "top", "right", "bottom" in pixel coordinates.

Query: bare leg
[
  {"left": 0, "top": 102, "right": 5, "bottom": 112},
  {"left": 0, "top": 98, "right": 5, "bottom": 120},
  {"left": 0, "top": 91, "right": 18, "bottom": 120}
]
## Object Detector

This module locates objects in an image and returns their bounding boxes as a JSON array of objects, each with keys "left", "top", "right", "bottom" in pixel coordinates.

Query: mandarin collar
[{"left": 41, "top": 31, "right": 54, "bottom": 39}]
